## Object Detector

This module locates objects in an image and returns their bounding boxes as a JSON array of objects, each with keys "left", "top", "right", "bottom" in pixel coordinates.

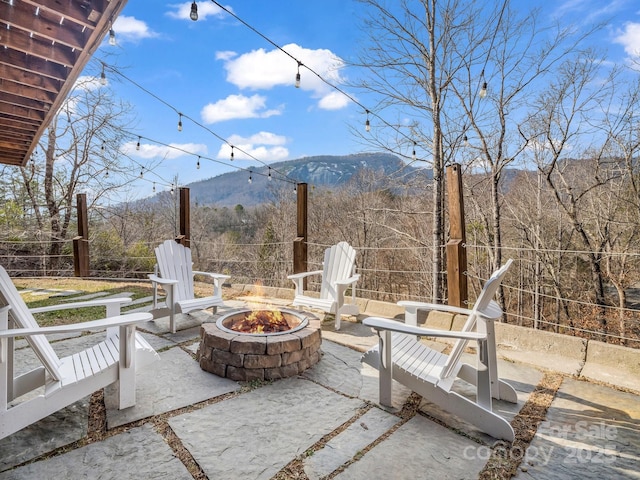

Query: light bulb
[
  {"left": 190, "top": 1, "right": 198, "bottom": 21},
  {"left": 108, "top": 28, "right": 116, "bottom": 46},
  {"left": 99, "top": 67, "right": 106, "bottom": 85},
  {"left": 136, "top": 137, "right": 140, "bottom": 151},
  {"left": 153, "top": 182, "right": 156, "bottom": 193},
  {"left": 295, "top": 72, "right": 301, "bottom": 88},
  {"left": 479, "top": 82, "right": 488, "bottom": 99},
  {"left": 196, "top": 156, "right": 201, "bottom": 169},
  {"left": 170, "top": 185, "right": 174, "bottom": 195},
  {"left": 412, "top": 141, "right": 416, "bottom": 161},
  {"left": 105, "top": 169, "right": 109, "bottom": 178},
  {"left": 230, "top": 146, "right": 234, "bottom": 161},
  {"left": 268, "top": 167, "right": 272, "bottom": 180},
  {"left": 101, "top": 140, "right": 105, "bottom": 151},
  {"left": 177, "top": 114, "right": 183, "bottom": 132},
  {"left": 140, "top": 168, "right": 144, "bottom": 178},
  {"left": 463, "top": 134, "right": 469, "bottom": 146},
  {"left": 365, "top": 119, "right": 370, "bottom": 132},
  {"left": 248, "top": 171, "right": 252, "bottom": 184}
]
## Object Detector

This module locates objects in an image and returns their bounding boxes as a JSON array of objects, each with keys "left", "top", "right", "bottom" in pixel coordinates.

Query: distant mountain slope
[{"left": 185, "top": 153, "right": 430, "bottom": 207}]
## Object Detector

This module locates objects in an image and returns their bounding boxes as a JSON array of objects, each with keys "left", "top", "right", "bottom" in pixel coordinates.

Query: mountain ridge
[{"left": 182, "top": 152, "right": 429, "bottom": 207}]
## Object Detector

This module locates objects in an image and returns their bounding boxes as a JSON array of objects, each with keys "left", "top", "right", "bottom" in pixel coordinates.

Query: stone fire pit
[{"left": 197, "top": 308, "right": 322, "bottom": 382}]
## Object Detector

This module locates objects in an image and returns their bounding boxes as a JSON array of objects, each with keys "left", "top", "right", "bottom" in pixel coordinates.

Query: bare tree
[
  {"left": 16, "top": 71, "right": 146, "bottom": 272},
  {"left": 351, "top": 0, "right": 493, "bottom": 302}
]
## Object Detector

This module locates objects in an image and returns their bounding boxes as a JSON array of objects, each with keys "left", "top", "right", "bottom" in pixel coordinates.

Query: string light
[
  {"left": 103, "top": 63, "right": 299, "bottom": 185},
  {"left": 100, "top": 64, "right": 106, "bottom": 85},
  {"left": 295, "top": 61, "right": 301, "bottom": 88},
  {"left": 268, "top": 166, "right": 272, "bottom": 180},
  {"left": 479, "top": 69, "right": 488, "bottom": 99},
  {"left": 108, "top": 25, "right": 116, "bottom": 46},
  {"left": 140, "top": 167, "right": 144, "bottom": 178},
  {"left": 170, "top": 184, "right": 175, "bottom": 194},
  {"left": 101, "top": 140, "right": 105, "bottom": 152},
  {"left": 230, "top": 145, "right": 234, "bottom": 161},
  {"left": 196, "top": 156, "right": 201, "bottom": 169},
  {"left": 479, "top": 82, "right": 488, "bottom": 99},
  {"left": 136, "top": 136, "right": 141, "bottom": 151},
  {"left": 200, "top": 1, "right": 468, "bottom": 168},
  {"left": 177, "top": 113, "right": 183, "bottom": 132},
  {"left": 153, "top": 182, "right": 156, "bottom": 193},
  {"left": 190, "top": 1, "right": 198, "bottom": 21},
  {"left": 105, "top": 168, "right": 109, "bottom": 178},
  {"left": 412, "top": 141, "right": 416, "bottom": 161},
  {"left": 248, "top": 170, "right": 252, "bottom": 184}
]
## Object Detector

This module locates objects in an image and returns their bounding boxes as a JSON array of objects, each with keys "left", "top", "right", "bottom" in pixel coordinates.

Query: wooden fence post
[
  {"left": 446, "top": 164, "right": 467, "bottom": 307},
  {"left": 176, "top": 187, "right": 190, "bottom": 247},
  {"left": 293, "top": 183, "right": 308, "bottom": 288},
  {"left": 73, "top": 193, "right": 90, "bottom": 277}
]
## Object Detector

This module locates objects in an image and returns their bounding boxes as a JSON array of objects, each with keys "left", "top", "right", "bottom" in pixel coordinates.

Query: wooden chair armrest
[
  {"left": 0, "top": 312, "right": 153, "bottom": 338},
  {"left": 192, "top": 271, "right": 231, "bottom": 282},
  {"left": 397, "top": 300, "right": 472, "bottom": 317},
  {"left": 335, "top": 274, "right": 360, "bottom": 286},
  {"left": 148, "top": 274, "right": 178, "bottom": 285},
  {"left": 30, "top": 297, "right": 132, "bottom": 314},
  {"left": 363, "top": 316, "right": 486, "bottom": 341},
  {"left": 287, "top": 270, "right": 323, "bottom": 280}
]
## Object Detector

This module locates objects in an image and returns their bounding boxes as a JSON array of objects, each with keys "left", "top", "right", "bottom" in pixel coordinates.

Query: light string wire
[
  {"left": 100, "top": 62, "right": 297, "bottom": 185},
  {"left": 99, "top": 1, "right": 511, "bottom": 193},
  {"left": 209, "top": 0, "right": 421, "bottom": 163}
]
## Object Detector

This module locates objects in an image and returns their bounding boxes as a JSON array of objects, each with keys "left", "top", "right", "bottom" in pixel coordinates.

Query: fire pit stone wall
[{"left": 197, "top": 311, "right": 322, "bottom": 381}]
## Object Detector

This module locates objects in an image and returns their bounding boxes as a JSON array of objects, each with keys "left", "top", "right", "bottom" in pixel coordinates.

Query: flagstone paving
[{"left": 2, "top": 300, "right": 640, "bottom": 479}]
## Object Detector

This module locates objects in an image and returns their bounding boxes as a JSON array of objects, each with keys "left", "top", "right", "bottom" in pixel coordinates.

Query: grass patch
[{"left": 12, "top": 278, "right": 155, "bottom": 327}]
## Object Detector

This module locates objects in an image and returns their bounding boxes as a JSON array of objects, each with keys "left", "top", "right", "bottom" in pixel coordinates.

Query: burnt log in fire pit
[{"left": 197, "top": 308, "right": 322, "bottom": 382}]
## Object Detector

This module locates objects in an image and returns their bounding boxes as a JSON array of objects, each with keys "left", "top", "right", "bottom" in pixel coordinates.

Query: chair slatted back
[
  {"left": 155, "top": 240, "right": 194, "bottom": 302},
  {"left": 0, "top": 265, "right": 63, "bottom": 381},
  {"left": 441, "top": 259, "right": 513, "bottom": 379},
  {"left": 320, "top": 242, "right": 357, "bottom": 301}
]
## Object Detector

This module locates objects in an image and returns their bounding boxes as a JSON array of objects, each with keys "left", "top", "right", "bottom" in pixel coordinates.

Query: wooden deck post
[
  {"left": 446, "top": 164, "right": 468, "bottom": 307},
  {"left": 293, "top": 183, "right": 308, "bottom": 288},
  {"left": 73, "top": 193, "right": 90, "bottom": 277},
  {"left": 176, "top": 187, "right": 190, "bottom": 247}
]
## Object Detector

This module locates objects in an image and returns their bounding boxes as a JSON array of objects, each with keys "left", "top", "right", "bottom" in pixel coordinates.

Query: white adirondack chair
[
  {"left": 0, "top": 265, "right": 158, "bottom": 440},
  {"left": 361, "top": 259, "right": 517, "bottom": 441},
  {"left": 149, "top": 240, "right": 230, "bottom": 333},
  {"left": 287, "top": 241, "right": 360, "bottom": 330}
]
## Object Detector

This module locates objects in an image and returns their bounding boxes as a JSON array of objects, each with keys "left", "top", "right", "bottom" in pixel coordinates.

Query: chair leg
[
  {"left": 167, "top": 287, "right": 176, "bottom": 334},
  {"left": 117, "top": 325, "right": 137, "bottom": 409},
  {"left": 379, "top": 330, "right": 393, "bottom": 407}
]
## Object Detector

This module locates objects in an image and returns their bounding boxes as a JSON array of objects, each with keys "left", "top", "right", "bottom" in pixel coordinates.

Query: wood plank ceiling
[{"left": 0, "top": 0, "right": 128, "bottom": 167}]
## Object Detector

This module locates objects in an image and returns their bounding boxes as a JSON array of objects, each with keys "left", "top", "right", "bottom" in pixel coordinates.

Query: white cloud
[
  {"left": 218, "top": 43, "right": 350, "bottom": 110},
  {"left": 112, "top": 16, "right": 157, "bottom": 43},
  {"left": 614, "top": 22, "right": 640, "bottom": 58},
  {"left": 228, "top": 131, "right": 287, "bottom": 146},
  {"left": 73, "top": 76, "right": 104, "bottom": 91},
  {"left": 215, "top": 132, "right": 289, "bottom": 162},
  {"left": 201, "top": 94, "right": 283, "bottom": 123},
  {"left": 121, "top": 141, "right": 208, "bottom": 160},
  {"left": 215, "top": 50, "right": 237, "bottom": 61},
  {"left": 318, "top": 91, "right": 350, "bottom": 110},
  {"left": 166, "top": 2, "right": 228, "bottom": 21}
]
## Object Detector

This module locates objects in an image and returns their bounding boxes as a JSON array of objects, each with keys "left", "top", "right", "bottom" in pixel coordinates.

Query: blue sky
[{"left": 88, "top": 0, "right": 640, "bottom": 200}]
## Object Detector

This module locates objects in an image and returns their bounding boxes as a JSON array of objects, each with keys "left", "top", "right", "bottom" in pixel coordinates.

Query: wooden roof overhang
[{"left": 0, "top": 0, "right": 128, "bottom": 167}]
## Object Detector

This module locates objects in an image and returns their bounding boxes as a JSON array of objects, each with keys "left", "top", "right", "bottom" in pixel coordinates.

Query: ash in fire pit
[{"left": 198, "top": 308, "right": 321, "bottom": 381}]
